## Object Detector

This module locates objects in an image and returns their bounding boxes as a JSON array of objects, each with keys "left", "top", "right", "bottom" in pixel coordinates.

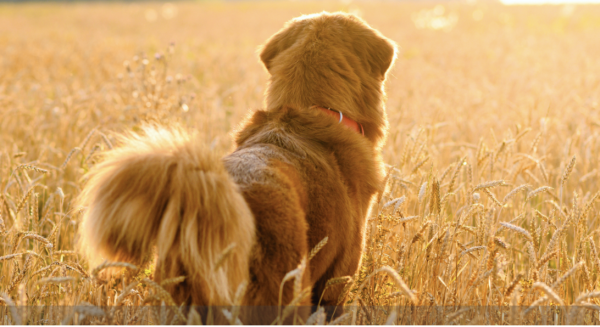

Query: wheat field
[{"left": 1, "top": 0, "right": 600, "bottom": 324}]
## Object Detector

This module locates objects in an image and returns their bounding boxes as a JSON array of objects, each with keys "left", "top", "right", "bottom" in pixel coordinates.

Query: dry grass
[{"left": 1, "top": 0, "right": 600, "bottom": 324}]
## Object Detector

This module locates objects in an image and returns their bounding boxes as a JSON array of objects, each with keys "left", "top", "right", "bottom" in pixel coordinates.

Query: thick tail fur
[{"left": 78, "top": 126, "right": 254, "bottom": 305}]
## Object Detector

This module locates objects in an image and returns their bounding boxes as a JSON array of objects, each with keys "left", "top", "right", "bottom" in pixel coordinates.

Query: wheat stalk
[{"left": 213, "top": 243, "right": 237, "bottom": 271}]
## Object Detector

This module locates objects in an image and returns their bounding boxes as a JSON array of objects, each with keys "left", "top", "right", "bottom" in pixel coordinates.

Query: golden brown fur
[{"left": 78, "top": 11, "right": 396, "bottom": 323}]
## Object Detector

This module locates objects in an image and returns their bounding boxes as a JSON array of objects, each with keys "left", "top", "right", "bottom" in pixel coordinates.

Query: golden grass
[{"left": 1, "top": 0, "right": 600, "bottom": 324}]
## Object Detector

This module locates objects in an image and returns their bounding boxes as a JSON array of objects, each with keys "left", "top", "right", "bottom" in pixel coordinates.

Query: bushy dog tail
[{"left": 78, "top": 125, "right": 254, "bottom": 305}]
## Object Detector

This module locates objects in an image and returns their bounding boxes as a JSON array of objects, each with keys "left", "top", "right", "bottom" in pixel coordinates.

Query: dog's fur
[{"left": 78, "top": 11, "right": 396, "bottom": 323}]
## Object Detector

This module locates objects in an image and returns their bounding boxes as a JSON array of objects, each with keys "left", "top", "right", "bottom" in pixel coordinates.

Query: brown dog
[{"left": 78, "top": 11, "right": 396, "bottom": 323}]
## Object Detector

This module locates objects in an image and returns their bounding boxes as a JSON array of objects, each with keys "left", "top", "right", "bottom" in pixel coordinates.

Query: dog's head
[{"left": 260, "top": 12, "right": 397, "bottom": 147}]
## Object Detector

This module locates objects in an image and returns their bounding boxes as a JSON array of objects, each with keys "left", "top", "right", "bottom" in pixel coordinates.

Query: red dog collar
[{"left": 317, "top": 106, "right": 364, "bottom": 136}]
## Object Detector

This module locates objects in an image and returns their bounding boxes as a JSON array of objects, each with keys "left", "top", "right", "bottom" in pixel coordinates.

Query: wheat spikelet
[
  {"left": 482, "top": 188, "right": 502, "bottom": 207},
  {"left": 590, "top": 238, "right": 600, "bottom": 270},
  {"left": 418, "top": 181, "right": 428, "bottom": 203},
  {"left": 15, "top": 188, "right": 33, "bottom": 214},
  {"left": 499, "top": 222, "right": 533, "bottom": 241},
  {"left": 523, "top": 296, "right": 549, "bottom": 316},
  {"left": 504, "top": 273, "right": 523, "bottom": 298},
  {"left": 575, "top": 291, "right": 600, "bottom": 304},
  {"left": 495, "top": 213, "right": 525, "bottom": 235},
  {"left": 460, "top": 246, "right": 486, "bottom": 258},
  {"left": 542, "top": 220, "right": 569, "bottom": 260},
  {"left": 439, "top": 164, "right": 454, "bottom": 185},
  {"left": 337, "top": 277, "right": 355, "bottom": 305},
  {"left": 411, "top": 220, "right": 431, "bottom": 244},
  {"left": 233, "top": 281, "right": 248, "bottom": 307},
  {"left": 530, "top": 132, "right": 542, "bottom": 153},
  {"left": 469, "top": 269, "right": 492, "bottom": 291},
  {"left": 515, "top": 127, "right": 532, "bottom": 143},
  {"left": 99, "top": 132, "right": 113, "bottom": 149},
  {"left": 465, "top": 268, "right": 480, "bottom": 290},
  {"left": 502, "top": 184, "right": 531, "bottom": 203},
  {"left": 7, "top": 255, "right": 32, "bottom": 294},
  {"left": 0, "top": 253, "right": 27, "bottom": 262},
  {"left": 85, "top": 144, "right": 101, "bottom": 163},
  {"left": 431, "top": 178, "right": 441, "bottom": 216},
  {"left": 398, "top": 215, "right": 419, "bottom": 223},
  {"left": 447, "top": 156, "right": 466, "bottom": 193},
  {"left": 526, "top": 186, "right": 553, "bottom": 201},
  {"left": 380, "top": 266, "right": 417, "bottom": 304},
  {"left": 466, "top": 162, "right": 473, "bottom": 191},
  {"left": 411, "top": 156, "right": 429, "bottom": 174},
  {"left": 17, "top": 164, "right": 48, "bottom": 174},
  {"left": 37, "top": 276, "right": 76, "bottom": 284},
  {"left": 579, "top": 302, "right": 600, "bottom": 314},
  {"left": 493, "top": 237, "right": 509, "bottom": 249},
  {"left": 532, "top": 282, "right": 564, "bottom": 306},
  {"left": 495, "top": 140, "right": 508, "bottom": 159},
  {"left": 160, "top": 276, "right": 186, "bottom": 288},
  {"left": 111, "top": 280, "right": 140, "bottom": 308},
  {"left": 22, "top": 233, "right": 51, "bottom": 245},
  {"left": 445, "top": 308, "right": 470, "bottom": 325},
  {"left": 383, "top": 196, "right": 406, "bottom": 213},
  {"left": 551, "top": 261, "right": 583, "bottom": 290},
  {"left": 534, "top": 209, "right": 556, "bottom": 228},
  {"left": 325, "top": 276, "right": 353, "bottom": 289},
  {"left": 30, "top": 264, "right": 55, "bottom": 278},
  {"left": 536, "top": 250, "right": 558, "bottom": 270},
  {"left": 582, "top": 260, "right": 591, "bottom": 289},
  {"left": 10, "top": 232, "right": 27, "bottom": 252},
  {"left": 79, "top": 128, "right": 97, "bottom": 150},
  {"left": 66, "top": 261, "right": 89, "bottom": 278},
  {"left": 91, "top": 261, "right": 138, "bottom": 277},
  {"left": 142, "top": 278, "right": 186, "bottom": 322},
  {"left": 487, "top": 249, "right": 499, "bottom": 271},
  {"left": 581, "top": 191, "right": 600, "bottom": 221},
  {"left": 560, "top": 155, "right": 576, "bottom": 187},
  {"left": 60, "top": 147, "right": 81, "bottom": 170},
  {"left": 439, "top": 192, "right": 455, "bottom": 210},
  {"left": 531, "top": 224, "right": 540, "bottom": 251},
  {"left": 473, "top": 180, "right": 505, "bottom": 192}
]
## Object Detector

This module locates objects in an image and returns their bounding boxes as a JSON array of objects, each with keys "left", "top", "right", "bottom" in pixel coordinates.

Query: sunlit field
[{"left": 1, "top": 0, "right": 600, "bottom": 324}]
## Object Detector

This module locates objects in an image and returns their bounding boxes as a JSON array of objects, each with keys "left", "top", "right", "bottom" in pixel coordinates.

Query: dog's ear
[
  {"left": 353, "top": 27, "right": 397, "bottom": 80},
  {"left": 260, "top": 20, "right": 307, "bottom": 72}
]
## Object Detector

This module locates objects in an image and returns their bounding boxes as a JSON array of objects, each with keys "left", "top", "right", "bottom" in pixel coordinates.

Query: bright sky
[{"left": 501, "top": 0, "right": 600, "bottom": 4}]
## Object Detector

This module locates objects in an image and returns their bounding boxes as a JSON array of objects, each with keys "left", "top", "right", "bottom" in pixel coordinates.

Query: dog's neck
[{"left": 315, "top": 106, "right": 364, "bottom": 136}]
